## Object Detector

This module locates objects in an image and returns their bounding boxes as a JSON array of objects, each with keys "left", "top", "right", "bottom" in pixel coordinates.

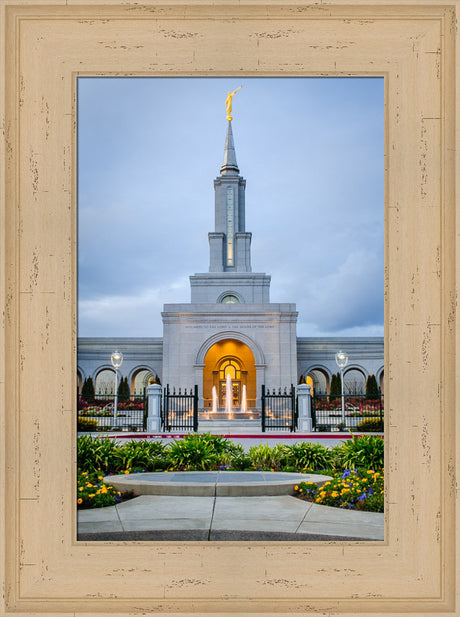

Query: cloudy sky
[{"left": 78, "top": 77, "right": 384, "bottom": 338}]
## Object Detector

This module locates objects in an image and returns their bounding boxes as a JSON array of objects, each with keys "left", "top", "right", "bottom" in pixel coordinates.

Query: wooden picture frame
[{"left": 0, "top": 1, "right": 457, "bottom": 614}]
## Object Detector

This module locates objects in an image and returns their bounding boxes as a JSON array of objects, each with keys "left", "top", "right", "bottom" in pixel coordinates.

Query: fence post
[
  {"left": 193, "top": 385, "right": 199, "bottom": 432},
  {"left": 261, "top": 385, "right": 266, "bottom": 432},
  {"left": 297, "top": 384, "right": 313, "bottom": 432},
  {"left": 291, "top": 384, "right": 296, "bottom": 432},
  {"left": 146, "top": 384, "right": 162, "bottom": 432}
]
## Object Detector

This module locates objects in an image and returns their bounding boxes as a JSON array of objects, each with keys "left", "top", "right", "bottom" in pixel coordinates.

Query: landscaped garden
[{"left": 77, "top": 432, "right": 384, "bottom": 512}]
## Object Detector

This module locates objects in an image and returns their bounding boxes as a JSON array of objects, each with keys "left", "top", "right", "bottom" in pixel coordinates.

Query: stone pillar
[
  {"left": 194, "top": 364, "right": 205, "bottom": 410},
  {"left": 255, "top": 364, "right": 266, "bottom": 410},
  {"left": 297, "top": 383, "right": 313, "bottom": 432},
  {"left": 146, "top": 384, "right": 162, "bottom": 432}
]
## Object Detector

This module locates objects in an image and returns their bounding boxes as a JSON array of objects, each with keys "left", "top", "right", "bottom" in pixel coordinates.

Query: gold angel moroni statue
[{"left": 225, "top": 86, "right": 242, "bottom": 121}]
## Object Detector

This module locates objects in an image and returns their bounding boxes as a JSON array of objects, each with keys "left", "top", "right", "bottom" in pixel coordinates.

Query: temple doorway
[{"left": 203, "top": 339, "right": 256, "bottom": 411}]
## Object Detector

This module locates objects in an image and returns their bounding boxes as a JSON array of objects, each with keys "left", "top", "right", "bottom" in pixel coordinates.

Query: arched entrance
[{"left": 203, "top": 339, "right": 256, "bottom": 410}]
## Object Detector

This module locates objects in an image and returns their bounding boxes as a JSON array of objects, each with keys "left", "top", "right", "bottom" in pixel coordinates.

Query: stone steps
[{"left": 198, "top": 419, "right": 263, "bottom": 434}]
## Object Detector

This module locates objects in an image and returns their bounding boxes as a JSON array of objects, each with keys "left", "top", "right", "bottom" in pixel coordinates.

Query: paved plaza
[
  {"left": 78, "top": 470, "right": 384, "bottom": 542},
  {"left": 78, "top": 494, "right": 384, "bottom": 541}
]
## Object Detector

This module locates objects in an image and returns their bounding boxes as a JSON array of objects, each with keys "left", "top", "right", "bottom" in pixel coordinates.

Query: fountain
[
  {"left": 211, "top": 385, "right": 218, "bottom": 413},
  {"left": 241, "top": 384, "right": 247, "bottom": 413},
  {"left": 225, "top": 373, "right": 233, "bottom": 416}
]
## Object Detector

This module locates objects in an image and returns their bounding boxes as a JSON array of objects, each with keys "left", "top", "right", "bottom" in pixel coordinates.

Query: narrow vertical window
[{"left": 226, "top": 186, "right": 234, "bottom": 266}]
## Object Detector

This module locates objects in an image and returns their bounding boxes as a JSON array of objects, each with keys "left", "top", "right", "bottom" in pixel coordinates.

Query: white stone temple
[{"left": 77, "top": 120, "right": 384, "bottom": 410}]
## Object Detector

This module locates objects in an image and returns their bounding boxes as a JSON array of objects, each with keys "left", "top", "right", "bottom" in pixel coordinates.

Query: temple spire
[{"left": 220, "top": 121, "right": 239, "bottom": 175}]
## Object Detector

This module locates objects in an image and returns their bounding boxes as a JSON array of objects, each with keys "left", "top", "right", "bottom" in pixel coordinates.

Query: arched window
[
  {"left": 221, "top": 294, "right": 240, "bottom": 304},
  {"left": 219, "top": 358, "right": 241, "bottom": 381}
]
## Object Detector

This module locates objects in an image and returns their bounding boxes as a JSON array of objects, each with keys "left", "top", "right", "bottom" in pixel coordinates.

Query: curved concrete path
[
  {"left": 78, "top": 496, "right": 384, "bottom": 542},
  {"left": 103, "top": 470, "right": 331, "bottom": 497}
]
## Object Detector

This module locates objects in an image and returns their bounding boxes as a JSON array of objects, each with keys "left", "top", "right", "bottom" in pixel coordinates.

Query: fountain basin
[{"left": 104, "top": 471, "right": 332, "bottom": 497}]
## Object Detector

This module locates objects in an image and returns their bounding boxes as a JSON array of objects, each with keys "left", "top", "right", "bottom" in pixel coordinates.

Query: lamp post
[
  {"left": 335, "top": 350, "right": 349, "bottom": 425},
  {"left": 111, "top": 350, "right": 123, "bottom": 427}
]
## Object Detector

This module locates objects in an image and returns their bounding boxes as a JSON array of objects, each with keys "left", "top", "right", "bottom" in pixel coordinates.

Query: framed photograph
[{"left": 1, "top": 1, "right": 457, "bottom": 615}]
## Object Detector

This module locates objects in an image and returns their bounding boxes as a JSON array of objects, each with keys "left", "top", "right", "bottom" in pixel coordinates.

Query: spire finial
[
  {"left": 225, "top": 86, "right": 242, "bottom": 121},
  {"left": 221, "top": 121, "right": 239, "bottom": 175}
]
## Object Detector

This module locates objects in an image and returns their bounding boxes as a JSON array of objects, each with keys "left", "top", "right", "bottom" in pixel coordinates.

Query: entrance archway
[{"left": 203, "top": 339, "right": 256, "bottom": 410}]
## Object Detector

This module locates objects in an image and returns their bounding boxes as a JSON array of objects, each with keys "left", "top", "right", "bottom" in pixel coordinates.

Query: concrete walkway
[{"left": 78, "top": 494, "right": 384, "bottom": 542}]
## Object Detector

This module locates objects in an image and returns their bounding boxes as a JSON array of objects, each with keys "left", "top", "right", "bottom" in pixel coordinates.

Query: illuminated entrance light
[{"left": 203, "top": 338, "right": 256, "bottom": 414}]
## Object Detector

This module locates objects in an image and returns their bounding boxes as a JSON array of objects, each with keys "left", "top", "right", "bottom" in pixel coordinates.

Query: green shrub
[
  {"left": 165, "top": 434, "right": 218, "bottom": 470},
  {"left": 356, "top": 418, "right": 384, "bottom": 432},
  {"left": 77, "top": 435, "right": 120, "bottom": 474},
  {"left": 112, "top": 439, "right": 167, "bottom": 472},
  {"left": 81, "top": 376, "right": 95, "bottom": 398},
  {"left": 365, "top": 374, "right": 380, "bottom": 399},
  {"left": 224, "top": 448, "right": 252, "bottom": 470},
  {"left": 196, "top": 433, "right": 242, "bottom": 457},
  {"left": 284, "top": 441, "right": 334, "bottom": 471},
  {"left": 118, "top": 376, "right": 130, "bottom": 399},
  {"left": 247, "top": 443, "right": 288, "bottom": 470},
  {"left": 329, "top": 373, "right": 342, "bottom": 398},
  {"left": 337, "top": 435, "right": 384, "bottom": 470}
]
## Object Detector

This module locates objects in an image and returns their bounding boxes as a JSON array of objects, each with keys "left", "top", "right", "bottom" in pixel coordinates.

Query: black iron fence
[
  {"left": 162, "top": 385, "right": 198, "bottom": 432},
  {"left": 261, "top": 385, "right": 296, "bottom": 432},
  {"left": 311, "top": 393, "right": 384, "bottom": 432},
  {"left": 77, "top": 392, "right": 147, "bottom": 431}
]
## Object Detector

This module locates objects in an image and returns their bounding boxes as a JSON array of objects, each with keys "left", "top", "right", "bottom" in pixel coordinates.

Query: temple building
[{"left": 77, "top": 120, "right": 384, "bottom": 408}]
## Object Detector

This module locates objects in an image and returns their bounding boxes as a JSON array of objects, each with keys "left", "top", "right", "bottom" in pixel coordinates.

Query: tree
[
  {"left": 365, "top": 374, "right": 380, "bottom": 399},
  {"left": 118, "top": 376, "right": 130, "bottom": 399},
  {"left": 329, "top": 373, "right": 342, "bottom": 399},
  {"left": 81, "top": 376, "right": 95, "bottom": 399}
]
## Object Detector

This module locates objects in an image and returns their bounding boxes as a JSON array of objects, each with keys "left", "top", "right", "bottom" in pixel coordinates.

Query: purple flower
[{"left": 358, "top": 493, "right": 366, "bottom": 501}]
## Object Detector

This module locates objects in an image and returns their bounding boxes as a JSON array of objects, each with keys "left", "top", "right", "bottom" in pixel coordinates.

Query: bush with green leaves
[
  {"left": 356, "top": 418, "right": 384, "bottom": 432},
  {"left": 165, "top": 434, "right": 219, "bottom": 470},
  {"left": 329, "top": 373, "right": 342, "bottom": 399},
  {"left": 77, "top": 435, "right": 120, "bottom": 474},
  {"left": 112, "top": 439, "right": 167, "bottom": 472},
  {"left": 336, "top": 434, "right": 384, "bottom": 470},
  {"left": 81, "top": 376, "right": 95, "bottom": 398},
  {"left": 196, "top": 433, "right": 242, "bottom": 457},
  {"left": 284, "top": 441, "right": 334, "bottom": 471},
  {"left": 247, "top": 443, "right": 288, "bottom": 470},
  {"left": 365, "top": 374, "right": 380, "bottom": 399},
  {"left": 118, "top": 376, "right": 130, "bottom": 399}
]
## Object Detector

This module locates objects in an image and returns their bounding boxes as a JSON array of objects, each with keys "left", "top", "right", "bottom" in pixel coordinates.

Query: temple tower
[
  {"left": 162, "top": 118, "right": 298, "bottom": 410},
  {"left": 190, "top": 121, "right": 271, "bottom": 304}
]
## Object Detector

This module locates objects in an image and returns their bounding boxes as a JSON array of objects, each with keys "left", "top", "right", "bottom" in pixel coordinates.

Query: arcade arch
[
  {"left": 306, "top": 368, "right": 330, "bottom": 395},
  {"left": 203, "top": 339, "right": 256, "bottom": 410},
  {"left": 377, "top": 368, "right": 384, "bottom": 394},
  {"left": 95, "top": 368, "right": 116, "bottom": 395},
  {"left": 130, "top": 368, "right": 155, "bottom": 395},
  {"left": 343, "top": 367, "right": 367, "bottom": 395}
]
